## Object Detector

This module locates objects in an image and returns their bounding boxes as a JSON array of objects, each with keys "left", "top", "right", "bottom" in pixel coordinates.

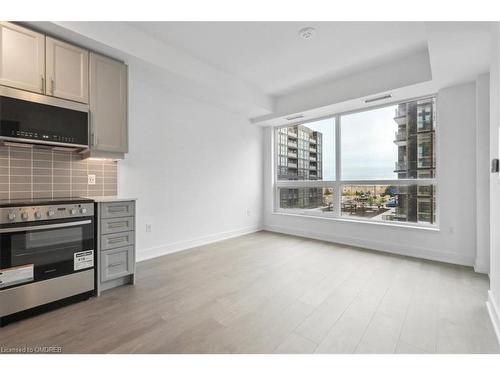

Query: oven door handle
[{"left": 0, "top": 220, "right": 92, "bottom": 233}]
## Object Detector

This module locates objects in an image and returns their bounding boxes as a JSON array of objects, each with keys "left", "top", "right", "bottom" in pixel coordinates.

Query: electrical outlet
[
  {"left": 246, "top": 209, "right": 251, "bottom": 217},
  {"left": 87, "top": 174, "right": 96, "bottom": 185},
  {"left": 146, "top": 224, "right": 152, "bottom": 233}
]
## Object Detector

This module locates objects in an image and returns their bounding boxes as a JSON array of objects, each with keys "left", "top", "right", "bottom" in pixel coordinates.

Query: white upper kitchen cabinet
[
  {"left": 45, "top": 37, "right": 89, "bottom": 104},
  {"left": 0, "top": 22, "right": 45, "bottom": 94},
  {"left": 89, "top": 52, "right": 128, "bottom": 155}
]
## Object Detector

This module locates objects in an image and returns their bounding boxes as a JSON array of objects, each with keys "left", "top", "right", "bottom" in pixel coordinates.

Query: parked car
[{"left": 386, "top": 197, "right": 397, "bottom": 207}]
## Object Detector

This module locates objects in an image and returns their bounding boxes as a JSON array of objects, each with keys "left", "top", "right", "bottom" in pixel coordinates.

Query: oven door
[{"left": 0, "top": 217, "right": 94, "bottom": 289}]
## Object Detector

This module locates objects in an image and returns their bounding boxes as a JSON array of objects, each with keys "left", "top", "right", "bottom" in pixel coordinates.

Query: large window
[{"left": 274, "top": 97, "right": 437, "bottom": 226}]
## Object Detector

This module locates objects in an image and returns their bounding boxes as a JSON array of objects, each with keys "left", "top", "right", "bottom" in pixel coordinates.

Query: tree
[
  {"left": 367, "top": 195, "right": 375, "bottom": 207},
  {"left": 377, "top": 196, "right": 387, "bottom": 209},
  {"left": 384, "top": 185, "right": 397, "bottom": 197}
]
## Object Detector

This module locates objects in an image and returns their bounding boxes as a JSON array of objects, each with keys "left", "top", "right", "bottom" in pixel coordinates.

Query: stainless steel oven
[{"left": 0, "top": 199, "right": 95, "bottom": 325}]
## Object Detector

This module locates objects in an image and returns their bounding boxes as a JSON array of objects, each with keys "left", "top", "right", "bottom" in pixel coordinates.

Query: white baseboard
[
  {"left": 137, "top": 224, "right": 263, "bottom": 262},
  {"left": 487, "top": 290, "right": 500, "bottom": 345},
  {"left": 263, "top": 224, "right": 475, "bottom": 267},
  {"left": 474, "top": 262, "right": 490, "bottom": 275}
]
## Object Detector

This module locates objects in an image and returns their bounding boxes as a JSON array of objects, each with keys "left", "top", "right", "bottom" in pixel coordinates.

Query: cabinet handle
[
  {"left": 50, "top": 78, "right": 55, "bottom": 95},
  {"left": 89, "top": 112, "right": 95, "bottom": 147},
  {"left": 108, "top": 236, "right": 127, "bottom": 244},
  {"left": 109, "top": 222, "right": 127, "bottom": 228},
  {"left": 40, "top": 76, "right": 44, "bottom": 93},
  {"left": 109, "top": 261, "right": 125, "bottom": 268}
]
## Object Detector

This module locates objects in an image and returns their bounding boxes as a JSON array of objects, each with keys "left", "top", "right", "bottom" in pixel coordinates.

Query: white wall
[
  {"left": 263, "top": 82, "right": 477, "bottom": 266},
  {"left": 475, "top": 73, "right": 490, "bottom": 273},
  {"left": 487, "top": 22, "right": 500, "bottom": 343},
  {"left": 118, "top": 62, "right": 264, "bottom": 261}
]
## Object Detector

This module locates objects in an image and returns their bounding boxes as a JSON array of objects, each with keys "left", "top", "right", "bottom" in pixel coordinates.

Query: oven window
[
  {"left": 24, "top": 227, "right": 83, "bottom": 249},
  {"left": 9, "top": 225, "right": 90, "bottom": 268}
]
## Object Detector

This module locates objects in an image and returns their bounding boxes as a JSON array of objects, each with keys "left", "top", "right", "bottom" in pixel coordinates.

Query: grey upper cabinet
[
  {"left": 0, "top": 22, "right": 45, "bottom": 94},
  {"left": 45, "top": 37, "right": 89, "bottom": 104},
  {"left": 90, "top": 53, "right": 128, "bottom": 154}
]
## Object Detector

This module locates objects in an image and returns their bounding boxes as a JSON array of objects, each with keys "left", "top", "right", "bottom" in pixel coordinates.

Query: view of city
[{"left": 276, "top": 97, "right": 436, "bottom": 224}]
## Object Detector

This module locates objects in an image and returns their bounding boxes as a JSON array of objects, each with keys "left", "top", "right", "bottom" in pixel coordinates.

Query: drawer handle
[
  {"left": 108, "top": 207, "right": 127, "bottom": 213},
  {"left": 108, "top": 237, "right": 127, "bottom": 244},
  {"left": 108, "top": 222, "right": 127, "bottom": 228},
  {"left": 109, "top": 261, "right": 125, "bottom": 267}
]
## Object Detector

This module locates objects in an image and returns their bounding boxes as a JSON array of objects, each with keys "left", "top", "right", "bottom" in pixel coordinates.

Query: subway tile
[
  {"left": 34, "top": 175, "right": 51, "bottom": 184},
  {"left": 33, "top": 191, "right": 53, "bottom": 199},
  {"left": 10, "top": 167, "right": 31, "bottom": 176},
  {"left": 52, "top": 175, "right": 71, "bottom": 185},
  {"left": 10, "top": 191, "right": 32, "bottom": 199},
  {"left": 33, "top": 167, "right": 51, "bottom": 176},
  {"left": 72, "top": 183, "right": 89, "bottom": 191},
  {"left": 0, "top": 149, "right": 116, "bottom": 200},
  {"left": 53, "top": 161, "right": 71, "bottom": 170},
  {"left": 9, "top": 149, "right": 31, "bottom": 160},
  {"left": 33, "top": 160, "right": 51, "bottom": 169},
  {"left": 0, "top": 192, "right": 9, "bottom": 200},
  {"left": 53, "top": 152, "right": 71, "bottom": 162},
  {"left": 10, "top": 175, "right": 31, "bottom": 184},
  {"left": 53, "top": 190, "right": 71, "bottom": 198},
  {"left": 33, "top": 151, "right": 52, "bottom": 161},
  {"left": 10, "top": 183, "right": 31, "bottom": 192},
  {"left": 10, "top": 158, "right": 31, "bottom": 168},
  {"left": 53, "top": 184, "right": 71, "bottom": 191},
  {"left": 53, "top": 168, "right": 70, "bottom": 176},
  {"left": 33, "top": 184, "right": 52, "bottom": 191},
  {"left": 72, "top": 169, "right": 88, "bottom": 177}
]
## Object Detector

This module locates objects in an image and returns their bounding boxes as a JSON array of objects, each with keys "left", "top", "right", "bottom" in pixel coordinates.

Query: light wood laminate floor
[{"left": 0, "top": 231, "right": 498, "bottom": 353}]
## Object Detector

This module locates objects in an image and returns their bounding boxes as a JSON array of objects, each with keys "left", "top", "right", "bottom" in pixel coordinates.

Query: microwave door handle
[{"left": 0, "top": 220, "right": 91, "bottom": 233}]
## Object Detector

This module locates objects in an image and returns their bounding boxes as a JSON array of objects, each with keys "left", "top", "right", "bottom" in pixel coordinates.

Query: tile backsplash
[{"left": 0, "top": 145, "right": 117, "bottom": 200}]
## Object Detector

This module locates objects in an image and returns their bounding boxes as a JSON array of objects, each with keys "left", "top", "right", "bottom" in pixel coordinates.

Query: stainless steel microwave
[{"left": 0, "top": 87, "right": 89, "bottom": 150}]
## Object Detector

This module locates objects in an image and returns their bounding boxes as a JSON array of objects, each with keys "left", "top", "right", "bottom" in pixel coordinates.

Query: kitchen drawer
[
  {"left": 101, "top": 216, "right": 134, "bottom": 235},
  {"left": 101, "top": 246, "right": 134, "bottom": 282},
  {"left": 101, "top": 231, "right": 134, "bottom": 251},
  {"left": 101, "top": 201, "right": 134, "bottom": 219}
]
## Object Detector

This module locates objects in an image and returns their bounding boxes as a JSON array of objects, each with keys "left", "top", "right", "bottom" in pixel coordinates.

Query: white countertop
[{"left": 84, "top": 196, "right": 137, "bottom": 203}]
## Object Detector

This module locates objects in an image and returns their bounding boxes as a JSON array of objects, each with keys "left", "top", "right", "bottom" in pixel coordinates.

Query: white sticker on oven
[
  {"left": 74, "top": 250, "right": 94, "bottom": 271},
  {"left": 0, "top": 264, "right": 34, "bottom": 288}
]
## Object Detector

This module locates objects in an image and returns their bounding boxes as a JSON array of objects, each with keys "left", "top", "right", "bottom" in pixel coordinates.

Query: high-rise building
[
  {"left": 277, "top": 125, "right": 323, "bottom": 209},
  {"left": 392, "top": 97, "right": 436, "bottom": 224}
]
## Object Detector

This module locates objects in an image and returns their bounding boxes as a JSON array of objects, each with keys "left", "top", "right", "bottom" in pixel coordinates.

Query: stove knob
[
  {"left": 7, "top": 212, "right": 16, "bottom": 221},
  {"left": 34, "top": 211, "right": 42, "bottom": 219},
  {"left": 48, "top": 209, "right": 55, "bottom": 217},
  {"left": 70, "top": 208, "right": 77, "bottom": 215},
  {"left": 80, "top": 207, "right": 87, "bottom": 214},
  {"left": 21, "top": 212, "right": 29, "bottom": 220}
]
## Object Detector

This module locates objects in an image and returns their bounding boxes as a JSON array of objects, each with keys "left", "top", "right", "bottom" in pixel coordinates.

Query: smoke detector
[{"left": 299, "top": 27, "right": 316, "bottom": 40}]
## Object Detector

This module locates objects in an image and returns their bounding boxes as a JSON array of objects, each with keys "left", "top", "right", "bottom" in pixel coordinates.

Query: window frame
[{"left": 273, "top": 94, "right": 439, "bottom": 229}]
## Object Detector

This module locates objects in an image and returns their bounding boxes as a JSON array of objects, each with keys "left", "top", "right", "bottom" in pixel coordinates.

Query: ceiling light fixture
[
  {"left": 286, "top": 114, "right": 305, "bottom": 121},
  {"left": 299, "top": 27, "right": 316, "bottom": 40},
  {"left": 364, "top": 94, "right": 392, "bottom": 103}
]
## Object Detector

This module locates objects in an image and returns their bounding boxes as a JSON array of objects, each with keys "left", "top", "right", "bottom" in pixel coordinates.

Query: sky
[{"left": 305, "top": 104, "right": 398, "bottom": 181}]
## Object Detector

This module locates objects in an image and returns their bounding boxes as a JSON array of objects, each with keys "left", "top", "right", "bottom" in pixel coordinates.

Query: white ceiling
[
  {"left": 129, "top": 22, "right": 429, "bottom": 96},
  {"left": 31, "top": 21, "right": 493, "bottom": 121}
]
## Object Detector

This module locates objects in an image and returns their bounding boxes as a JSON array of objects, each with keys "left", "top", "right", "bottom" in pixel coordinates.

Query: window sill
[{"left": 271, "top": 211, "right": 440, "bottom": 232}]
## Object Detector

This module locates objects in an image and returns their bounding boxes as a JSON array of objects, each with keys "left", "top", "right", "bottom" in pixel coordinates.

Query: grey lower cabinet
[{"left": 96, "top": 200, "right": 136, "bottom": 295}]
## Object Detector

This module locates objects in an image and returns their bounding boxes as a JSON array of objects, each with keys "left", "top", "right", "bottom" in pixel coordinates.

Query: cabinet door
[
  {"left": 90, "top": 53, "right": 128, "bottom": 153},
  {"left": 0, "top": 22, "right": 45, "bottom": 94},
  {"left": 46, "top": 37, "right": 89, "bottom": 103}
]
